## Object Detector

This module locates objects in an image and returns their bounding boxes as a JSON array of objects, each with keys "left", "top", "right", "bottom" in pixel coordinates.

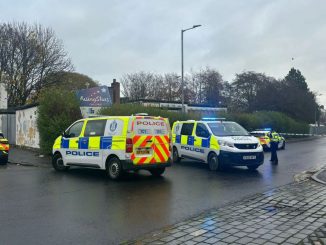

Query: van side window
[
  {"left": 84, "top": 120, "right": 107, "bottom": 137},
  {"left": 181, "top": 123, "right": 194, "bottom": 136},
  {"left": 65, "top": 121, "right": 84, "bottom": 138},
  {"left": 196, "top": 123, "right": 210, "bottom": 138}
]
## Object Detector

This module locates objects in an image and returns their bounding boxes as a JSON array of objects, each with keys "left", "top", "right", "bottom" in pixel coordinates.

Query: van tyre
[
  {"left": 208, "top": 152, "right": 221, "bottom": 171},
  {"left": 281, "top": 142, "right": 285, "bottom": 150},
  {"left": 247, "top": 164, "right": 260, "bottom": 171},
  {"left": 106, "top": 157, "right": 123, "bottom": 180},
  {"left": 52, "top": 153, "right": 69, "bottom": 171},
  {"left": 149, "top": 167, "right": 165, "bottom": 177},
  {"left": 0, "top": 156, "right": 8, "bottom": 165},
  {"left": 172, "top": 147, "right": 181, "bottom": 163}
]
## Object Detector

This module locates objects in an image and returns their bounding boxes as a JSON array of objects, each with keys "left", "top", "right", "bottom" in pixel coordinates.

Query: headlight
[{"left": 218, "top": 140, "right": 234, "bottom": 148}]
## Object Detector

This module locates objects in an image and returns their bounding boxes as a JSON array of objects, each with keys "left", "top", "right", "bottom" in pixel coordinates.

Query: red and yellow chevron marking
[
  {"left": 0, "top": 143, "right": 9, "bottom": 151},
  {"left": 131, "top": 135, "right": 170, "bottom": 165}
]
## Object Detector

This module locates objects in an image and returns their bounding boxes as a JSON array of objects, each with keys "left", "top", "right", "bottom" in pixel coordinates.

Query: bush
[
  {"left": 37, "top": 88, "right": 81, "bottom": 154},
  {"left": 99, "top": 104, "right": 201, "bottom": 125},
  {"left": 226, "top": 111, "right": 309, "bottom": 134},
  {"left": 101, "top": 105, "right": 309, "bottom": 134}
]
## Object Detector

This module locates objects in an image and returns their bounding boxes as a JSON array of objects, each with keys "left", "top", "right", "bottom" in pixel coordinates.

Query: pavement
[
  {"left": 1, "top": 137, "right": 326, "bottom": 244},
  {"left": 8, "top": 146, "right": 51, "bottom": 166},
  {"left": 126, "top": 179, "right": 326, "bottom": 245}
]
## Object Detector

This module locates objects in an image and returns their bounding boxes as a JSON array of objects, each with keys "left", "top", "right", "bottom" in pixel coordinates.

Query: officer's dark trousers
[{"left": 270, "top": 142, "right": 278, "bottom": 163}]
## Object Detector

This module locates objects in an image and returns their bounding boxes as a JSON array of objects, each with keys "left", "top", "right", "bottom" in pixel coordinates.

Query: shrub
[
  {"left": 226, "top": 111, "right": 309, "bottom": 134},
  {"left": 100, "top": 105, "right": 309, "bottom": 134},
  {"left": 99, "top": 104, "right": 201, "bottom": 125},
  {"left": 37, "top": 88, "right": 81, "bottom": 154}
]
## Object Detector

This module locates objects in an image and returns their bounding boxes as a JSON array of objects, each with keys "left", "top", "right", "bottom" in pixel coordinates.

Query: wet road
[{"left": 1, "top": 138, "right": 326, "bottom": 244}]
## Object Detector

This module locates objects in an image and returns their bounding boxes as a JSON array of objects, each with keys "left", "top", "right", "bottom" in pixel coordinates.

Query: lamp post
[{"left": 181, "top": 25, "right": 201, "bottom": 113}]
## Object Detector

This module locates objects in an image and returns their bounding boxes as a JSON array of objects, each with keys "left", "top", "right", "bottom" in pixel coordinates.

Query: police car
[
  {"left": 250, "top": 129, "right": 285, "bottom": 150},
  {"left": 52, "top": 115, "right": 171, "bottom": 179},
  {"left": 172, "top": 118, "right": 264, "bottom": 171},
  {"left": 0, "top": 132, "right": 9, "bottom": 164}
]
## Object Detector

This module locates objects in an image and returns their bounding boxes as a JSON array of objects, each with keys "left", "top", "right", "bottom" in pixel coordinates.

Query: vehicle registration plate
[
  {"left": 136, "top": 149, "right": 150, "bottom": 155},
  {"left": 243, "top": 155, "right": 256, "bottom": 160}
]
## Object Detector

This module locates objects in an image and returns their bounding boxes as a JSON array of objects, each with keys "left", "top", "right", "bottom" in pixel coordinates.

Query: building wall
[{"left": 16, "top": 106, "right": 39, "bottom": 148}]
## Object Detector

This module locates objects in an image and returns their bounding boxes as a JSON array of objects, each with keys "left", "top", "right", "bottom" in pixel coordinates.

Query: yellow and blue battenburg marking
[
  {"left": 61, "top": 136, "right": 113, "bottom": 150},
  {"left": 175, "top": 135, "right": 211, "bottom": 148}
]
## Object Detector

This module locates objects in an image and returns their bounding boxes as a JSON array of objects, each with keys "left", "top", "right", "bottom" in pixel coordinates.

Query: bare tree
[
  {"left": 121, "top": 72, "right": 181, "bottom": 101},
  {"left": 121, "top": 72, "right": 153, "bottom": 100},
  {"left": 120, "top": 69, "right": 226, "bottom": 105},
  {"left": 163, "top": 73, "right": 181, "bottom": 101},
  {"left": 0, "top": 22, "right": 72, "bottom": 106}
]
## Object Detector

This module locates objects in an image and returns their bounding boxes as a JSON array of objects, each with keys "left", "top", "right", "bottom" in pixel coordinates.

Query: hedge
[
  {"left": 100, "top": 104, "right": 309, "bottom": 134},
  {"left": 225, "top": 111, "right": 309, "bottom": 134},
  {"left": 99, "top": 104, "right": 201, "bottom": 125}
]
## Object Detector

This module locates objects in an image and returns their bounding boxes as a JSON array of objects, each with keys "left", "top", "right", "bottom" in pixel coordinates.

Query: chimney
[{"left": 111, "top": 79, "right": 120, "bottom": 104}]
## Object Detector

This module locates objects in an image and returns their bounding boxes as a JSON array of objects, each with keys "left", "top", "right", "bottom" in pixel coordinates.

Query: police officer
[{"left": 269, "top": 129, "right": 279, "bottom": 164}]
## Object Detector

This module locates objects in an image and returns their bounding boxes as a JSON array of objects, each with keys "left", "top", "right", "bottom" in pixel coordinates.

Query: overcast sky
[{"left": 1, "top": 0, "right": 325, "bottom": 105}]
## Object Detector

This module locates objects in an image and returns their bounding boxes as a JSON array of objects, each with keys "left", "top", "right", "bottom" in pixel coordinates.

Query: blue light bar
[
  {"left": 202, "top": 117, "right": 226, "bottom": 121},
  {"left": 256, "top": 128, "right": 272, "bottom": 131}
]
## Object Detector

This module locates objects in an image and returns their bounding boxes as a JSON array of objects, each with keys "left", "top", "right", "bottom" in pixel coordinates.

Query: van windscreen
[
  {"left": 134, "top": 119, "right": 167, "bottom": 135},
  {"left": 208, "top": 122, "right": 249, "bottom": 137}
]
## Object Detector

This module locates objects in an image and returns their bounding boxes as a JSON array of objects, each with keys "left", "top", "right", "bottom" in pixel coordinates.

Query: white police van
[
  {"left": 172, "top": 118, "right": 264, "bottom": 170},
  {"left": 52, "top": 115, "right": 171, "bottom": 180}
]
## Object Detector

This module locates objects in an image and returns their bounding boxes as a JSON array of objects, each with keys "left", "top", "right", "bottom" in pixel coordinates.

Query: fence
[
  {"left": 0, "top": 112, "right": 16, "bottom": 144},
  {"left": 309, "top": 125, "right": 326, "bottom": 135}
]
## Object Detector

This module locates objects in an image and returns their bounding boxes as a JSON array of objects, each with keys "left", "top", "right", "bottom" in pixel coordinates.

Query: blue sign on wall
[{"left": 76, "top": 86, "right": 113, "bottom": 107}]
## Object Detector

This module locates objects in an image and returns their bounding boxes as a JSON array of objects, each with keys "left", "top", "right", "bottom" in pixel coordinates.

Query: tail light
[{"left": 126, "top": 138, "right": 133, "bottom": 153}]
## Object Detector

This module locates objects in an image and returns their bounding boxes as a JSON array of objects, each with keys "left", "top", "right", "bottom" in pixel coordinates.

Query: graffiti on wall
[{"left": 16, "top": 106, "right": 39, "bottom": 148}]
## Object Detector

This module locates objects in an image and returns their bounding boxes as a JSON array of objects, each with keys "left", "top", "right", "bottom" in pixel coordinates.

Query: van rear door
[{"left": 132, "top": 117, "right": 170, "bottom": 164}]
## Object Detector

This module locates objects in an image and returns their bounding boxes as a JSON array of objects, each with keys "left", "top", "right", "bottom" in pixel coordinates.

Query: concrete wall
[{"left": 16, "top": 106, "right": 39, "bottom": 148}]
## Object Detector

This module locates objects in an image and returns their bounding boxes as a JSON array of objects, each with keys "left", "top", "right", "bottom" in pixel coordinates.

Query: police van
[
  {"left": 52, "top": 115, "right": 171, "bottom": 179},
  {"left": 250, "top": 129, "right": 286, "bottom": 150},
  {"left": 172, "top": 118, "right": 264, "bottom": 170},
  {"left": 0, "top": 132, "right": 9, "bottom": 164}
]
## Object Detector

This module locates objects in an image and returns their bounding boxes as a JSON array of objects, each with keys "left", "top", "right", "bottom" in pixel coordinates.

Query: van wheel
[
  {"left": 281, "top": 142, "right": 286, "bottom": 150},
  {"left": 0, "top": 156, "right": 8, "bottom": 165},
  {"left": 247, "top": 164, "right": 260, "bottom": 171},
  {"left": 149, "top": 167, "right": 165, "bottom": 177},
  {"left": 52, "top": 153, "right": 69, "bottom": 171},
  {"left": 208, "top": 152, "right": 221, "bottom": 171},
  {"left": 173, "top": 147, "right": 181, "bottom": 163},
  {"left": 106, "top": 157, "right": 123, "bottom": 180}
]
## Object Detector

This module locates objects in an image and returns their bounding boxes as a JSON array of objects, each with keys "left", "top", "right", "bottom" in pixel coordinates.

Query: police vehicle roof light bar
[
  {"left": 256, "top": 128, "right": 272, "bottom": 131},
  {"left": 202, "top": 117, "right": 226, "bottom": 121},
  {"left": 134, "top": 113, "right": 149, "bottom": 116}
]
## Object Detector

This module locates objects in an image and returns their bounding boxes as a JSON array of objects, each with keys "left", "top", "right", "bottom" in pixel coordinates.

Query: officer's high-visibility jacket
[{"left": 270, "top": 132, "right": 280, "bottom": 142}]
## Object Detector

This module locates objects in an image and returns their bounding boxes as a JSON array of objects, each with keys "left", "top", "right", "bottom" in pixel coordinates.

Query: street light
[{"left": 181, "top": 24, "right": 202, "bottom": 113}]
